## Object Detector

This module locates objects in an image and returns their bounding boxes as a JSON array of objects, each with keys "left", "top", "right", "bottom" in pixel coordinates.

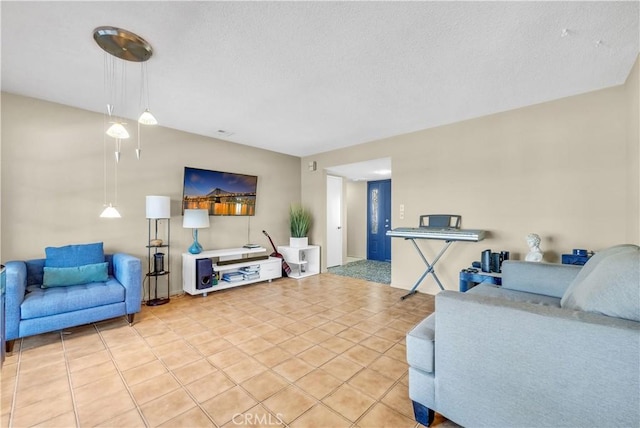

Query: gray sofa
[{"left": 406, "top": 244, "right": 640, "bottom": 427}]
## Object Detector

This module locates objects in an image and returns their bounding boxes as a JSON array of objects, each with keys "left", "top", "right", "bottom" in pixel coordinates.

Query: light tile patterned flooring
[{"left": 1, "top": 273, "right": 452, "bottom": 428}]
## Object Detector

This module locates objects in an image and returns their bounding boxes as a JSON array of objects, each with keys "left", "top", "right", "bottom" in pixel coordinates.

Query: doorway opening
[{"left": 325, "top": 158, "right": 392, "bottom": 282}]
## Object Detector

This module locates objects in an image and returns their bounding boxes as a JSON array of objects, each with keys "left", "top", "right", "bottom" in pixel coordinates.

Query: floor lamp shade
[{"left": 146, "top": 196, "right": 171, "bottom": 219}]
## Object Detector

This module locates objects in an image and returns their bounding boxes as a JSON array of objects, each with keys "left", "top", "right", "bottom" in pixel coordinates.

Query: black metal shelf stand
[{"left": 147, "top": 218, "right": 170, "bottom": 306}]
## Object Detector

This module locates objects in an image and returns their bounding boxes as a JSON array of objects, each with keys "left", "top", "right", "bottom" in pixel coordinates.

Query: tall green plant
[{"left": 289, "top": 205, "right": 312, "bottom": 237}]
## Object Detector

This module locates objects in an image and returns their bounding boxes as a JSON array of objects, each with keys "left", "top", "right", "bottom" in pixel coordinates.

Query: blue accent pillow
[
  {"left": 45, "top": 242, "right": 105, "bottom": 268},
  {"left": 42, "top": 262, "right": 109, "bottom": 288}
]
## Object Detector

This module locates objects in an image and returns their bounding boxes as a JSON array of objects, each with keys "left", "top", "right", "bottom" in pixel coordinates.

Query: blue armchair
[{"left": 5, "top": 248, "right": 141, "bottom": 352}]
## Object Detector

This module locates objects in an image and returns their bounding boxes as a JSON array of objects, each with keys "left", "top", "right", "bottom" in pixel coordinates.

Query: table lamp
[{"left": 183, "top": 209, "right": 210, "bottom": 254}]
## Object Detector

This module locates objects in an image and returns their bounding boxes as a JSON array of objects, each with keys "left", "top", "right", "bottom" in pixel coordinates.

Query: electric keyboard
[{"left": 386, "top": 227, "right": 486, "bottom": 242}]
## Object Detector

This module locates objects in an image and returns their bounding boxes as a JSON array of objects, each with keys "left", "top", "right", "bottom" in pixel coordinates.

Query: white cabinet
[
  {"left": 277, "top": 245, "right": 320, "bottom": 279},
  {"left": 182, "top": 247, "right": 281, "bottom": 296}
]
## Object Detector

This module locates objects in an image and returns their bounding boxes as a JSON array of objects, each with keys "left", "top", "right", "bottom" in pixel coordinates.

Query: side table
[
  {"left": 459, "top": 269, "right": 502, "bottom": 292},
  {"left": 277, "top": 245, "right": 320, "bottom": 279}
]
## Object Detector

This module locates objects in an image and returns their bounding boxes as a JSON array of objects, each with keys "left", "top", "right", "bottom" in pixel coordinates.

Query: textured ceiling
[{"left": 1, "top": 1, "right": 638, "bottom": 158}]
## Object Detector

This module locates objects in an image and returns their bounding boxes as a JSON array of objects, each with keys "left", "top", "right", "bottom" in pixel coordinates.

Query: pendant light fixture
[
  {"left": 100, "top": 113, "right": 121, "bottom": 218},
  {"left": 94, "top": 26, "right": 157, "bottom": 217}
]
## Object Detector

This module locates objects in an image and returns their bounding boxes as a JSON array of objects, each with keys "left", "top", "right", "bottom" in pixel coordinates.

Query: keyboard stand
[
  {"left": 387, "top": 226, "right": 486, "bottom": 299},
  {"left": 401, "top": 238, "right": 453, "bottom": 300}
]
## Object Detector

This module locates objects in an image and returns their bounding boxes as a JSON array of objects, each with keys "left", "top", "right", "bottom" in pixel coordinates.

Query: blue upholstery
[
  {"left": 5, "top": 251, "right": 141, "bottom": 344},
  {"left": 44, "top": 242, "right": 105, "bottom": 267},
  {"left": 22, "top": 279, "right": 124, "bottom": 319}
]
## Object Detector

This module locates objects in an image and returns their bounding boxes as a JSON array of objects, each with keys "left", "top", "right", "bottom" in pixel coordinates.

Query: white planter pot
[{"left": 289, "top": 237, "right": 308, "bottom": 248}]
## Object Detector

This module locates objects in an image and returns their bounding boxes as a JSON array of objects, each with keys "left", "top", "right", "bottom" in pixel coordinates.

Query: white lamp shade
[
  {"left": 106, "top": 122, "right": 130, "bottom": 139},
  {"left": 138, "top": 109, "right": 158, "bottom": 125},
  {"left": 183, "top": 209, "right": 210, "bottom": 228},
  {"left": 146, "top": 196, "right": 171, "bottom": 219},
  {"left": 100, "top": 204, "right": 121, "bottom": 218}
]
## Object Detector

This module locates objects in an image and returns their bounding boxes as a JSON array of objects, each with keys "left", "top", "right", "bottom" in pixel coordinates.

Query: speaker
[
  {"left": 196, "top": 258, "right": 213, "bottom": 290},
  {"left": 153, "top": 253, "right": 164, "bottom": 273},
  {"left": 481, "top": 249, "right": 491, "bottom": 273},
  {"left": 490, "top": 252, "right": 501, "bottom": 273}
]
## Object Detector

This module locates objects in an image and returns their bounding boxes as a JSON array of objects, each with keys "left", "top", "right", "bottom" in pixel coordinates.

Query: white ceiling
[
  {"left": 326, "top": 158, "right": 392, "bottom": 181},
  {"left": 2, "top": 1, "right": 638, "bottom": 162}
]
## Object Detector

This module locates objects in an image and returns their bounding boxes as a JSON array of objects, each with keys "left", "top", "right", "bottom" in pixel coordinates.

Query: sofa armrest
[
  {"left": 112, "top": 253, "right": 142, "bottom": 315},
  {"left": 501, "top": 260, "right": 582, "bottom": 298},
  {"left": 433, "top": 290, "right": 640, "bottom": 428},
  {"left": 4, "top": 261, "right": 27, "bottom": 340}
]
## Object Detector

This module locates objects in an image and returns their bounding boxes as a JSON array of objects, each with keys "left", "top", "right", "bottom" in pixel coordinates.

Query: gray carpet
[{"left": 328, "top": 259, "right": 391, "bottom": 284}]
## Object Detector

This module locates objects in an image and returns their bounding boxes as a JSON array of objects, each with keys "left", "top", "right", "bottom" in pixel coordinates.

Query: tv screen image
[{"left": 182, "top": 167, "right": 257, "bottom": 216}]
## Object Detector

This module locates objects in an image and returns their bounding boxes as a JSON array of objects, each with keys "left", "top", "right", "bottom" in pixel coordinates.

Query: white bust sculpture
[{"left": 525, "top": 233, "right": 543, "bottom": 262}]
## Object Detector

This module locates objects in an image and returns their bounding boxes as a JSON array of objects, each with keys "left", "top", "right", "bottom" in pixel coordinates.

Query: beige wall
[
  {"left": 3, "top": 57, "right": 638, "bottom": 297},
  {"left": 626, "top": 57, "right": 640, "bottom": 244},
  {"left": 1, "top": 93, "right": 301, "bottom": 296},
  {"left": 346, "top": 181, "right": 367, "bottom": 259},
  {"left": 303, "top": 58, "right": 639, "bottom": 294}
]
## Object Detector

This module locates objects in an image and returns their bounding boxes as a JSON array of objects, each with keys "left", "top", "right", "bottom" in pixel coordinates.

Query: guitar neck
[{"left": 262, "top": 231, "right": 278, "bottom": 253}]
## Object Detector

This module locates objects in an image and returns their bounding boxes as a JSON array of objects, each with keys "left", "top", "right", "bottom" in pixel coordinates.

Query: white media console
[{"left": 182, "top": 247, "right": 281, "bottom": 296}]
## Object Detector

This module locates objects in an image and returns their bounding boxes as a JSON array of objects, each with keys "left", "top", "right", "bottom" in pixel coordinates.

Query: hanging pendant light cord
[
  {"left": 114, "top": 139, "right": 119, "bottom": 206},
  {"left": 103, "top": 109, "right": 108, "bottom": 207}
]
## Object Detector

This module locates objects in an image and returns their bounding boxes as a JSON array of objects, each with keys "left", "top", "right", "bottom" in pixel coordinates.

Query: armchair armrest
[
  {"left": 112, "top": 253, "right": 142, "bottom": 315},
  {"left": 4, "top": 261, "right": 27, "bottom": 340},
  {"left": 434, "top": 290, "right": 640, "bottom": 427},
  {"left": 501, "top": 260, "right": 582, "bottom": 298}
]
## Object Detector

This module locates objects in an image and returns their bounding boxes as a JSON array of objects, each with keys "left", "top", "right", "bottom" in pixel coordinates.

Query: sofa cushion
[
  {"left": 563, "top": 244, "right": 638, "bottom": 296},
  {"left": 468, "top": 283, "right": 561, "bottom": 307},
  {"left": 21, "top": 277, "right": 125, "bottom": 319},
  {"left": 406, "top": 313, "right": 436, "bottom": 373},
  {"left": 42, "top": 262, "right": 108, "bottom": 288},
  {"left": 561, "top": 247, "right": 640, "bottom": 322},
  {"left": 44, "top": 242, "right": 105, "bottom": 268}
]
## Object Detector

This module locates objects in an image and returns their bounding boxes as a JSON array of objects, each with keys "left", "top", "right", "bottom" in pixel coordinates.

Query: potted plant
[{"left": 289, "top": 204, "right": 312, "bottom": 247}]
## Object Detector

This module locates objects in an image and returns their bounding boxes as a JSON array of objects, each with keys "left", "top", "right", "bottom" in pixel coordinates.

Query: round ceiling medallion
[{"left": 93, "top": 26, "right": 153, "bottom": 62}]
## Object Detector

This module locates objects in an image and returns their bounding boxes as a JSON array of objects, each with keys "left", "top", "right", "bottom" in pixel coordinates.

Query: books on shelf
[
  {"left": 240, "top": 265, "right": 261, "bottom": 273},
  {"left": 243, "top": 272, "right": 260, "bottom": 281},
  {"left": 222, "top": 272, "right": 244, "bottom": 282},
  {"left": 222, "top": 270, "right": 261, "bottom": 282}
]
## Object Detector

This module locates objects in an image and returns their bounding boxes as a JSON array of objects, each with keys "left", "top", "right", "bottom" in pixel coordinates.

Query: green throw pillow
[{"left": 42, "top": 262, "right": 109, "bottom": 288}]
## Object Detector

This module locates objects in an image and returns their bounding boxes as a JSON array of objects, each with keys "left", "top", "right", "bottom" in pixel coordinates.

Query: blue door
[{"left": 367, "top": 180, "right": 392, "bottom": 261}]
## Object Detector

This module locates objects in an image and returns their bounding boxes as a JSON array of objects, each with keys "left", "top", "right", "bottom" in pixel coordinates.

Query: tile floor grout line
[
  {"left": 131, "top": 310, "right": 224, "bottom": 428},
  {"left": 355, "top": 374, "right": 411, "bottom": 427},
  {"left": 148, "top": 288, "right": 344, "bottom": 427},
  {"left": 6, "top": 338, "right": 23, "bottom": 428},
  {"left": 5, "top": 276, "right": 435, "bottom": 428},
  {"left": 164, "top": 308, "right": 303, "bottom": 428},
  {"left": 61, "top": 329, "right": 82, "bottom": 428},
  {"left": 94, "top": 317, "right": 152, "bottom": 428}
]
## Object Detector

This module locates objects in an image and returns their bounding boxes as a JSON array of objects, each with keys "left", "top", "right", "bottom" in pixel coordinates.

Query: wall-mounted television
[{"left": 182, "top": 167, "right": 258, "bottom": 216}]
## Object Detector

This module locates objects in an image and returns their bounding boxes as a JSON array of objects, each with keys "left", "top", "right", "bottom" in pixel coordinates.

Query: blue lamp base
[{"left": 188, "top": 229, "right": 203, "bottom": 254}]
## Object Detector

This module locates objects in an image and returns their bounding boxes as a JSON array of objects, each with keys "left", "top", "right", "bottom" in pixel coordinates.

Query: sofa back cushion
[
  {"left": 561, "top": 245, "right": 640, "bottom": 321},
  {"left": 565, "top": 244, "right": 637, "bottom": 290},
  {"left": 44, "top": 242, "right": 105, "bottom": 268}
]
